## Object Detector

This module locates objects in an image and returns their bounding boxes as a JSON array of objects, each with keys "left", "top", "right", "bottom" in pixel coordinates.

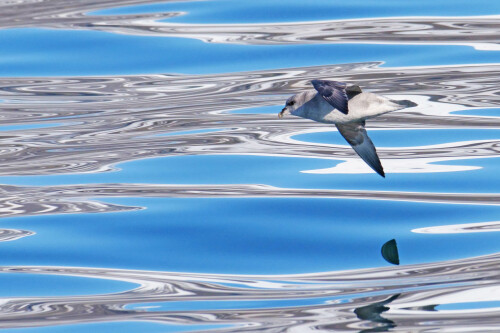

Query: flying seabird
[{"left": 279, "top": 80, "right": 417, "bottom": 177}]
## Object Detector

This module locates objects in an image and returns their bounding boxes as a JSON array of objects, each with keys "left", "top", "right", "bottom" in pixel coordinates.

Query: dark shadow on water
[{"left": 355, "top": 293, "right": 400, "bottom": 332}]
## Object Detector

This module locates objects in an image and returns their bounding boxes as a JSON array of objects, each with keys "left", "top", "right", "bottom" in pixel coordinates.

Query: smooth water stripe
[
  {"left": 293, "top": 129, "right": 500, "bottom": 147},
  {"left": 227, "top": 105, "right": 280, "bottom": 115},
  {"left": 90, "top": 0, "right": 500, "bottom": 23},
  {"left": 1, "top": 321, "right": 229, "bottom": 333},
  {"left": 154, "top": 128, "right": 224, "bottom": 137},
  {"left": 0, "top": 273, "right": 136, "bottom": 297},
  {"left": 0, "top": 123, "right": 64, "bottom": 132},
  {"left": 126, "top": 295, "right": 341, "bottom": 311},
  {"left": 1, "top": 198, "right": 500, "bottom": 274},
  {"left": 0, "top": 154, "right": 499, "bottom": 193},
  {"left": 2, "top": 28, "right": 500, "bottom": 77},
  {"left": 452, "top": 108, "right": 500, "bottom": 117},
  {"left": 437, "top": 301, "right": 500, "bottom": 311}
]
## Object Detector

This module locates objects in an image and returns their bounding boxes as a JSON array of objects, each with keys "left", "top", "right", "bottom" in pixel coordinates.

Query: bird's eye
[{"left": 289, "top": 101, "right": 295, "bottom": 106}]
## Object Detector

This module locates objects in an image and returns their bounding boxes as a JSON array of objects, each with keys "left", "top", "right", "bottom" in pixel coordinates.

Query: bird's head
[
  {"left": 278, "top": 94, "right": 305, "bottom": 118},
  {"left": 279, "top": 96, "right": 297, "bottom": 118}
]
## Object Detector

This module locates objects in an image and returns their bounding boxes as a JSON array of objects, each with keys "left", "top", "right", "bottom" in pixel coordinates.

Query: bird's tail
[{"left": 392, "top": 99, "right": 417, "bottom": 108}]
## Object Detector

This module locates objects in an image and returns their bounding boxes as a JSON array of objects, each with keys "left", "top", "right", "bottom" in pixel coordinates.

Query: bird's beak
[{"left": 278, "top": 107, "right": 288, "bottom": 119}]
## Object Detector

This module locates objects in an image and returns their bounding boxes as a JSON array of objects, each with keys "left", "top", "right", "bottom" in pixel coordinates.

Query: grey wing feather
[
  {"left": 311, "top": 80, "right": 349, "bottom": 115},
  {"left": 336, "top": 121, "right": 385, "bottom": 177}
]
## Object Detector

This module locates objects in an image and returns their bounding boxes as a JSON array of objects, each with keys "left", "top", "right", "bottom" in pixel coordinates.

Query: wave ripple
[
  {"left": 1, "top": 253, "right": 500, "bottom": 331},
  {"left": 0, "top": 63, "right": 499, "bottom": 177},
  {"left": 1, "top": 1, "right": 500, "bottom": 50}
]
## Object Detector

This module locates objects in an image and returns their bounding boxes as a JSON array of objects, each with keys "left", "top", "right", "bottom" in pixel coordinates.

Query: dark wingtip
[
  {"left": 373, "top": 164, "right": 385, "bottom": 177},
  {"left": 379, "top": 169, "right": 386, "bottom": 178}
]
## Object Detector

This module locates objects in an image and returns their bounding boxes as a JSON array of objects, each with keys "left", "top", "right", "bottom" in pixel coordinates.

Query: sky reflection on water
[
  {"left": 90, "top": 0, "right": 500, "bottom": 23},
  {"left": 1, "top": 197, "right": 500, "bottom": 274},
  {"left": 2, "top": 28, "right": 500, "bottom": 76}
]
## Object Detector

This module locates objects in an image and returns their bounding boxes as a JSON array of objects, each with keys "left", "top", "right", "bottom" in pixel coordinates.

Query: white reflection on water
[{"left": 414, "top": 221, "right": 500, "bottom": 234}]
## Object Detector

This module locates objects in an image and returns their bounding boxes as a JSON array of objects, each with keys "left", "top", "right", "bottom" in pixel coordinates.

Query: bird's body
[
  {"left": 288, "top": 90, "right": 406, "bottom": 124},
  {"left": 279, "top": 80, "right": 417, "bottom": 177}
]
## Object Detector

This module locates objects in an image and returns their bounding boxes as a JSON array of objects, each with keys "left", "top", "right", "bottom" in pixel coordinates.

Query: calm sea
[{"left": 0, "top": 0, "right": 500, "bottom": 331}]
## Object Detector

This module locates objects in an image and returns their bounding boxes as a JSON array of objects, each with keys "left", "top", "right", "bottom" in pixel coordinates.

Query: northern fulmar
[{"left": 279, "top": 80, "right": 417, "bottom": 177}]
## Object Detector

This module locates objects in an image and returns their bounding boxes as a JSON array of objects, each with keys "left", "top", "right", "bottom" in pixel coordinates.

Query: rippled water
[{"left": 1, "top": 0, "right": 500, "bottom": 332}]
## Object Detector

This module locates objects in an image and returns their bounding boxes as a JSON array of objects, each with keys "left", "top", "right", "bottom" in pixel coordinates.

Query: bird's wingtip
[{"left": 377, "top": 168, "right": 385, "bottom": 178}]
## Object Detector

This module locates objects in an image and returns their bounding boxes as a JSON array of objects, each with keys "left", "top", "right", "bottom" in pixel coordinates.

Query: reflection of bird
[
  {"left": 354, "top": 294, "right": 401, "bottom": 332},
  {"left": 279, "top": 80, "right": 417, "bottom": 177}
]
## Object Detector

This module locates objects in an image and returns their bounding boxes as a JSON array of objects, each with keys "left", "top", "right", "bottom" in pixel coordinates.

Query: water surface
[{"left": 0, "top": 0, "right": 500, "bottom": 332}]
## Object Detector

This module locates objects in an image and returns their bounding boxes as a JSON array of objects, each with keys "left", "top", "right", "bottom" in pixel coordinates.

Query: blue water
[
  {"left": 91, "top": 0, "right": 500, "bottom": 23},
  {"left": 2, "top": 198, "right": 500, "bottom": 273},
  {"left": 437, "top": 301, "right": 500, "bottom": 311},
  {"left": 1, "top": 28, "right": 499, "bottom": 76},
  {"left": 0, "top": 273, "right": 136, "bottom": 297},
  {"left": 4, "top": 322, "right": 229, "bottom": 333},
  {"left": 2, "top": 0, "right": 500, "bottom": 331},
  {"left": 1, "top": 154, "right": 499, "bottom": 193},
  {"left": 125, "top": 296, "right": 343, "bottom": 311},
  {"left": 0, "top": 123, "right": 64, "bottom": 131},
  {"left": 294, "top": 129, "right": 500, "bottom": 147},
  {"left": 155, "top": 128, "right": 224, "bottom": 137},
  {"left": 452, "top": 108, "right": 500, "bottom": 117}
]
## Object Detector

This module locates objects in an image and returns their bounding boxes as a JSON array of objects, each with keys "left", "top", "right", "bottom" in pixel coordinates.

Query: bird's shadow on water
[
  {"left": 351, "top": 240, "right": 401, "bottom": 332},
  {"left": 354, "top": 293, "right": 401, "bottom": 332},
  {"left": 316, "top": 293, "right": 400, "bottom": 332}
]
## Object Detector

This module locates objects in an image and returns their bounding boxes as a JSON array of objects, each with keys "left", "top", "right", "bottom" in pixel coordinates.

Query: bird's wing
[
  {"left": 311, "top": 80, "right": 349, "bottom": 114},
  {"left": 336, "top": 121, "right": 385, "bottom": 177}
]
